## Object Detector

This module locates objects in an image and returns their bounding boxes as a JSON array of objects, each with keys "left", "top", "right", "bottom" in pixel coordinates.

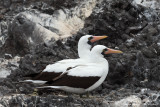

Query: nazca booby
[
  {"left": 24, "top": 35, "right": 107, "bottom": 84},
  {"left": 37, "top": 45, "right": 123, "bottom": 94}
]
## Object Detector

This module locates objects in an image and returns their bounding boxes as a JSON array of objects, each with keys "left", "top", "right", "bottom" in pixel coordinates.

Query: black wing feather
[{"left": 46, "top": 74, "right": 100, "bottom": 89}]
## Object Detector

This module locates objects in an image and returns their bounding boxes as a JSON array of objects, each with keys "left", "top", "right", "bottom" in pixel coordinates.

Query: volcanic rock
[{"left": 0, "top": 0, "right": 160, "bottom": 106}]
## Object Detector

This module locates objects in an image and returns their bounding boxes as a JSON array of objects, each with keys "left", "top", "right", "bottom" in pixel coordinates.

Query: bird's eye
[
  {"left": 87, "top": 36, "right": 93, "bottom": 45},
  {"left": 102, "top": 48, "right": 107, "bottom": 55},
  {"left": 103, "top": 49, "right": 105, "bottom": 53},
  {"left": 88, "top": 36, "right": 93, "bottom": 40},
  {"left": 103, "top": 48, "right": 108, "bottom": 52}
]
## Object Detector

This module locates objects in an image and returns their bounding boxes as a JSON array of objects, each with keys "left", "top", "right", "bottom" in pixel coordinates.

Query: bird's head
[
  {"left": 79, "top": 35, "right": 108, "bottom": 46},
  {"left": 91, "top": 45, "right": 123, "bottom": 58}
]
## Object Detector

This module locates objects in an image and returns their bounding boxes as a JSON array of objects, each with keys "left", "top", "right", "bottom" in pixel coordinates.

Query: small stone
[
  {"left": 112, "top": 95, "right": 142, "bottom": 107},
  {"left": 142, "top": 47, "right": 157, "bottom": 58},
  {"left": 4, "top": 53, "right": 12, "bottom": 59},
  {"left": 3, "top": 0, "right": 11, "bottom": 7},
  {"left": 102, "top": 100, "right": 110, "bottom": 107}
]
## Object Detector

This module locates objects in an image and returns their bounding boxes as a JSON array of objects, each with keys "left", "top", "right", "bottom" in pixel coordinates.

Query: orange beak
[
  {"left": 105, "top": 48, "right": 123, "bottom": 54},
  {"left": 90, "top": 35, "right": 108, "bottom": 43}
]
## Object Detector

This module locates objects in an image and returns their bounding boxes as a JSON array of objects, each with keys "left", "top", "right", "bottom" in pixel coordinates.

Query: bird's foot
[
  {"left": 57, "top": 92, "right": 69, "bottom": 98},
  {"left": 29, "top": 88, "right": 39, "bottom": 96},
  {"left": 79, "top": 92, "right": 93, "bottom": 98},
  {"left": 79, "top": 94, "right": 83, "bottom": 98},
  {"left": 86, "top": 92, "right": 90, "bottom": 98}
]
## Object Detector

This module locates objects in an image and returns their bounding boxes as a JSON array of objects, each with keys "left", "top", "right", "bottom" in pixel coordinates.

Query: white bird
[
  {"left": 37, "top": 45, "right": 123, "bottom": 94},
  {"left": 24, "top": 35, "right": 107, "bottom": 84}
]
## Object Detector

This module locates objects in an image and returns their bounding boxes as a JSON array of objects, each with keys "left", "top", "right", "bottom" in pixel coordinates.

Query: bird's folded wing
[
  {"left": 44, "top": 64, "right": 103, "bottom": 88},
  {"left": 26, "top": 72, "right": 62, "bottom": 81},
  {"left": 46, "top": 74, "right": 100, "bottom": 89}
]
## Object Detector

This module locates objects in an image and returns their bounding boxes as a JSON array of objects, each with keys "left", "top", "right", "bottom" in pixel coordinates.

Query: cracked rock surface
[{"left": 0, "top": 0, "right": 160, "bottom": 106}]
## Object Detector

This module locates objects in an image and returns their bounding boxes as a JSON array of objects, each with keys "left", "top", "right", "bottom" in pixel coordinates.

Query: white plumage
[
  {"left": 67, "top": 63, "right": 105, "bottom": 77},
  {"left": 24, "top": 35, "right": 107, "bottom": 84},
  {"left": 43, "top": 35, "right": 107, "bottom": 73},
  {"left": 38, "top": 45, "right": 110, "bottom": 93},
  {"left": 43, "top": 35, "right": 104, "bottom": 73}
]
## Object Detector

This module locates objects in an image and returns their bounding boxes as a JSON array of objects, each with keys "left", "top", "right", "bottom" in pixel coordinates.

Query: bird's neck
[
  {"left": 88, "top": 53, "right": 107, "bottom": 63},
  {"left": 78, "top": 43, "right": 91, "bottom": 59}
]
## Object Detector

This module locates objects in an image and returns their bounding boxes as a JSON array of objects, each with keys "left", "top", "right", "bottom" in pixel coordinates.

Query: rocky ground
[{"left": 0, "top": 0, "right": 160, "bottom": 106}]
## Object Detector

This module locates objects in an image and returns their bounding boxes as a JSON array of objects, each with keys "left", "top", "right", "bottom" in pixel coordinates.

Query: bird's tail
[
  {"left": 13, "top": 80, "right": 32, "bottom": 84},
  {"left": 13, "top": 80, "right": 47, "bottom": 85},
  {"left": 37, "top": 86, "right": 61, "bottom": 89}
]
